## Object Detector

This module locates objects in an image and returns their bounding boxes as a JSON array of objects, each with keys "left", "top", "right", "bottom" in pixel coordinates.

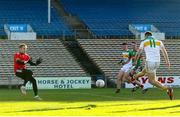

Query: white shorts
[
  {"left": 145, "top": 61, "right": 160, "bottom": 73},
  {"left": 120, "top": 62, "right": 132, "bottom": 73}
]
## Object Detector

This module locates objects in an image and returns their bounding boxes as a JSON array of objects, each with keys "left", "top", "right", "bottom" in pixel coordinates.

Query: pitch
[{"left": 0, "top": 88, "right": 179, "bottom": 116}]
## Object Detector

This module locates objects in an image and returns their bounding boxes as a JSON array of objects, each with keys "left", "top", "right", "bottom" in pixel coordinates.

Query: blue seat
[
  {"left": 61, "top": 0, "right": 180, "bottom": 37},
  {"left": 0, "top": 0, "right": 73, "bottom": 36}
]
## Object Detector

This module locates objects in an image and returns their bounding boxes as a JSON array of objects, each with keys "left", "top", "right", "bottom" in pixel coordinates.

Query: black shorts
[{"left": 16, "top": 69, "right": 33, "bottom": 80}]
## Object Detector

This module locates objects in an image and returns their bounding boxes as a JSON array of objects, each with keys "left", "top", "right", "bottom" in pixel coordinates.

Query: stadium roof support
[{"left": 48, "top": 0, "right": 51, "bottom": 23}]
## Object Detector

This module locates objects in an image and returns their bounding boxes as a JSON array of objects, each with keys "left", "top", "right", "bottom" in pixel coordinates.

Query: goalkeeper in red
[{"left": 14, "top": 44, "right": 43, "bottom": 100}]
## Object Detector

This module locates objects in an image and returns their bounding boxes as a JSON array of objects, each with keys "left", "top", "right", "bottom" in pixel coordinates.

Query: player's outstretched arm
[
  {"left": 27, "top": 57, "right": 43, "bottom": 66},
  {"left": 118, "top": 54, "right": 130, "bottom": 65},
  {"left": 161, "top": 46, "right": 170, "bottom": 68},
  {"left": 134, "top": 48, "right": 142, "bottom": 65},
  {"left": 36, "top": 57, "right": 43, "bottom": 65}
]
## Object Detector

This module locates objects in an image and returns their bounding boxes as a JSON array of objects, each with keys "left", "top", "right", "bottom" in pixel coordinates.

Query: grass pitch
[{"left": 0, "top": 88, "right": 179, "bottom": 116}]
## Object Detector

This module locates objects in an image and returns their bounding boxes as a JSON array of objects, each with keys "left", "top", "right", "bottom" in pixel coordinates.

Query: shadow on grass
[
  {"left": 5, "top": 103, "right": 143, "bottom": 113},
  {"left": 5, "top": 103, "right": 180, "bottom": 113},
  {"left": 4, "top": 104, "right": 97, "bottom": 113}
]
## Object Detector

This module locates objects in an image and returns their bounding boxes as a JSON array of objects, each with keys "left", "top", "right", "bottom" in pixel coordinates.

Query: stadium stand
[
  {"left": 0, "top": 39, "right": 87, "bottom": 85},
  {"left": 0, "top": 0, "right": 72, "bottom": 36},
  {"left": 77, "top": 38, "right": 180, "bottom": 80},
  {"left": 61, "top": 0, "right": 180, "bottom": 37}
]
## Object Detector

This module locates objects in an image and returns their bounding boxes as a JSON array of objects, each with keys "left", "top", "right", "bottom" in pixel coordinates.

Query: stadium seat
[
  {"left": 61, "top": 0, "right": 180, "bottom": 37},
  {"left": 0, "top": 0, "right": 73, "bottom": 36}
]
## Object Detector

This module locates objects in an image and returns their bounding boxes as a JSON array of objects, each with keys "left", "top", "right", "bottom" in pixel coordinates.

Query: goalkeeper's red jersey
[{"left": 13, "top": 53, "right": 30, "bottom": 74}]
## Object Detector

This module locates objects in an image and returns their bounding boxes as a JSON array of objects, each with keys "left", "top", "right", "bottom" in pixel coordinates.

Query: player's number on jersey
[{"left": 149, "top": 39, "right": 156, "bottom": 48}]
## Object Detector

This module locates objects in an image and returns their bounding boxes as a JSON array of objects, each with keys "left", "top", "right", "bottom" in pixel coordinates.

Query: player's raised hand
[{"left": 36, "top": 57, "right": 43, "bottom": 65}]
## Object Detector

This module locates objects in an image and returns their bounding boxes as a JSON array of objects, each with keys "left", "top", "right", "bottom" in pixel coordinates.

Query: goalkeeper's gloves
[
  {"left": 36, "top": 57, "right": 43, "bottom": 65},
  {"left": 27, "top": 57, "right": 43, "bottom": 66}
]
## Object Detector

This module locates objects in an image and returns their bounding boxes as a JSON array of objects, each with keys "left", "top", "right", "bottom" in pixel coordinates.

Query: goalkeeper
[{"left": 13, "top": 43, "right": 43, "bottom": 100}]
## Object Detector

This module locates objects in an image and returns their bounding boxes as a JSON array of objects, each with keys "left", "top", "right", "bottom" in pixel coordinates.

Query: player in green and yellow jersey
[
  {"left": 116, "top": 43, "right": 132, "bottom": 93},
  {"left": 116, "top": 42, "right": 144, "bottom": 93}
]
